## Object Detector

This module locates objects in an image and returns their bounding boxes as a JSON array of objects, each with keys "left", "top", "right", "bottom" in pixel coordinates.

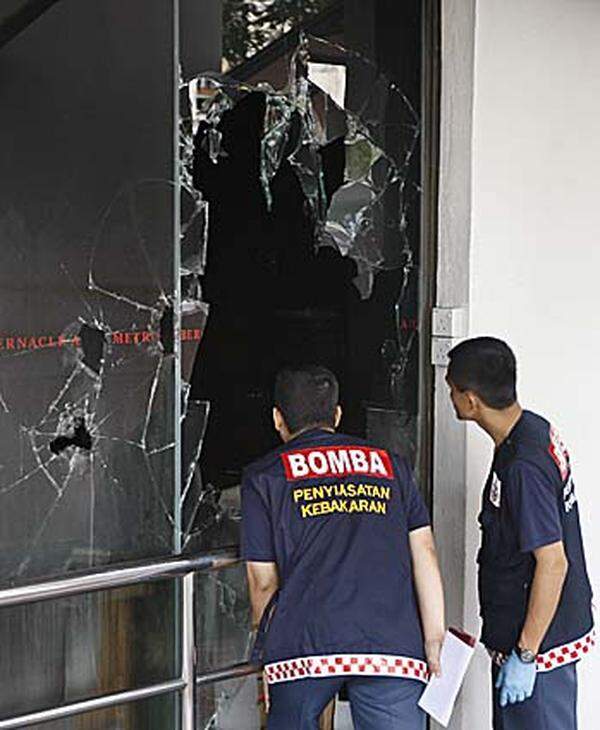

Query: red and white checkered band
[
  {"left": 536, "top": 628, "right": 596, "bottom": 673},
  {"left": 264, "top": 654, "right": 430, "bottom": 685}
]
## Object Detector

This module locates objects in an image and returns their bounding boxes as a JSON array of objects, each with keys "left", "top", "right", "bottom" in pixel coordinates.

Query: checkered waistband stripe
[
  {"left": 264, "top": 654, "right": 429, "bottom": 685},
  {"left": 536, "top": 628, "right": 596, "bottom": 672}
]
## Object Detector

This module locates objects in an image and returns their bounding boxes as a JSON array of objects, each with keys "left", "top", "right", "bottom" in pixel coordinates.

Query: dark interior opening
[{"left": 188, "top": 0, "right": 424, "bottom": 496}]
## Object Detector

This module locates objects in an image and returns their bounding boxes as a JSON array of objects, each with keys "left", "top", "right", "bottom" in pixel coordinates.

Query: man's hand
[
  {"left": 424, "top": 638, "right": 443, "bottom": 678},
  {"left": 495, "top": 651, "right": 537, "bottom": 707}
]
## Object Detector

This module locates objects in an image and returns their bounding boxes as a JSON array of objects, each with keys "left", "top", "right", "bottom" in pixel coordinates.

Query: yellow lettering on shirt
[{"left": 294, "top": 483, "right": 392, "bottom": 519}]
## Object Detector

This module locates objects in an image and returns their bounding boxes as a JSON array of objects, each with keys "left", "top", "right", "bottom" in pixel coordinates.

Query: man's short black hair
[
  {"left": 274, "top": 366, "right": 339, "bottom": 433},
  {"left": 447, "top": 337, "right": 517, "bottom": 409}
]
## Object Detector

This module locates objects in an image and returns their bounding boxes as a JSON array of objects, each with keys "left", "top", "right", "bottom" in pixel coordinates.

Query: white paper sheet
[{"left": 418, "top": 628, "right": 476, "bottom": 727}]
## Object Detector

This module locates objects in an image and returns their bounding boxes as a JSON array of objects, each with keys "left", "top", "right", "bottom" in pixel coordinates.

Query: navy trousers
[
  {"left": 492, "top": 663, "right": 578, "bottom": 730},
  {"left": 267, "top": 676, "right": 426, "bottom": 730}
]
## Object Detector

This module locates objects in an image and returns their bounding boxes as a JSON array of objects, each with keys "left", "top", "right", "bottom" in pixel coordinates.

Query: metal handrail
[
  {"left": 0, "top": 663, "right": 262, "bottom": 730},
  {"left": 0, "top": 548, "right": 239, "bottom": 608},
  {"left": 195, "top": 661, "right": 259, "bottom": 686},
  {"left": 0, "top": 548, "right": 257, "bottom": 729},
  {"left": 0, "top": 679, "right": 187, "bottom": 730}
]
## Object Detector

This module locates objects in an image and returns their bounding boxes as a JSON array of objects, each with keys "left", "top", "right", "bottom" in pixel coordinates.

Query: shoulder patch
[
  {"left": 490, "top": 474, "right": 502, "bottom": 508},
  {"left": 549, "top": 426, "right": 570, "bottom": 481},
  {"left": 281, "top": 445, "right": 393, "bottom": 481},
  {"left": 563, "top": 476, "right": 577, "bottom": 513}
]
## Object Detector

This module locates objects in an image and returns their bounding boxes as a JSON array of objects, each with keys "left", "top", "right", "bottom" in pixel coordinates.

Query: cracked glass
[
  {"left": 0, "top": 4, "right": 423, "bottom": 573},
  {"left": 1, "top": 0, "right": 425, "bottom": 725},
  {"left": 195, "top": 562, "right": 253, "bottom": 675},
  {"left": 182, "top": 26, "right": 422, "bottom": 554},
  {"left": 0, "top": 2, "right": 184, "bottom": 726},
  {"left": 0, "top": 181, "right": 180, "bottom": 584},
  {"left": 186, "top": 9, "right": 424, "bottom": 727},
  {"left": 197, "top": 674, "right": 261, "bottom": 730}
]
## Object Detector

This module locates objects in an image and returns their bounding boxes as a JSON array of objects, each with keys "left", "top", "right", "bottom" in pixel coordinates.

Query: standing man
[
  {"left": 242, "top": 365, "right": 445, "bottom": 730},
  {"left": 446, "top": 337, "right": 594, "bottom": 729}
]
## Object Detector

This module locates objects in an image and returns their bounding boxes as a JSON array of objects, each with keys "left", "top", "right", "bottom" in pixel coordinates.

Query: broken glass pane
[
  {"left": 186, "top": 33, "right": 420, "bottom": 301},
  {"left": 195, "top": 562, "right": 252, "bottom": 675},
  {"left": 0, "top": 179, "right": 179, "bottom": 584},
  {"left": 195, "top": 562, "right": 258, "bottom": 729},
  {"left": 197, "top": 674, "right": 261, "bottom": 730},
  {"left": 183, "top": 28, "right": 422, "bottom": 496}
]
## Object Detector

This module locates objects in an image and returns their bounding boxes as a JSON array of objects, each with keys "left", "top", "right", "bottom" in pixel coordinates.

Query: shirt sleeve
[
  {"left": 504, "top": 460, "right": 563, "bottom": 553},
  {"left": 240, "top": 470, "right": 276, "bottom": 562},
  {"left": 395, "top": 457, "right": 431, "bottom": 531}
]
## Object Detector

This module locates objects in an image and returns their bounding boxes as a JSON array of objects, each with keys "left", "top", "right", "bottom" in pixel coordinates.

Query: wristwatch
[{"left": 516, "top": 647, "right": 536, "bottom": 664}]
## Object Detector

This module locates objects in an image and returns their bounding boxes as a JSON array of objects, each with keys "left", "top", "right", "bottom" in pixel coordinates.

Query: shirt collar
[{"left": 287, "top": 427, "right": 337, "bottom": 446}]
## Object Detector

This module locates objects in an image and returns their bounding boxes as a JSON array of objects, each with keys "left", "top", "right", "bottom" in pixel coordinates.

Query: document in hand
[{"left": 418, "top": 627, "right": 477, "bottom": 727}]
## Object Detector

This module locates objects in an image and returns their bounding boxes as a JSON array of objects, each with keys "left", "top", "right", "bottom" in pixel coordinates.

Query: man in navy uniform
[
  {"left": 241, "top": 365, "right": 445, "bottom": 730},
  {"left": 446, "top": 337, "right": 594, "bottom": 729}
]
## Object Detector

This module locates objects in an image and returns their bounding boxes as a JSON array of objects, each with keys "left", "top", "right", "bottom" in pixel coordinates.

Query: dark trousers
[
  {"left": 267, "top": 676, "right": 426, "bottom": 730},
  {"left": 492, "top": 663, "right": 578, "bottom": 730}
]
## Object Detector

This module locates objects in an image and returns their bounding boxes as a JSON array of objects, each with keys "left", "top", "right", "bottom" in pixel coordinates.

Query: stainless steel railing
[
  {"left": 0, "top": 551, "right": 238, "bottom": 608},
  {"left": 0, "top": 549, "right": 260, "bottom": 729}
]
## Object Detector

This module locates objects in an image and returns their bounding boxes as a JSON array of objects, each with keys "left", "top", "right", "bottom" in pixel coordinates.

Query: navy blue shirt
[
  {"left": 478, "top": 411, "right": 594, "bottom": 665},
  {"left": 241, "top": 429, "right": 430, "bottom": 682}
]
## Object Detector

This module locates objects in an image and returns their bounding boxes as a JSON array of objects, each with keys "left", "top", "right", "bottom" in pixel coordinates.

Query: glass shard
[{"left": 188, "top": 33, "right": 420, "bottom": 300}]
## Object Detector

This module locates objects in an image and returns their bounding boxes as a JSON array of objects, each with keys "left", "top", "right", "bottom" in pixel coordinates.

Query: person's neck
[
  {"left": 478, "top": 402, "right": 523, "bottom": 448},
  {"left": 285, "top": 423, "right": 335, "bottom": 443}
]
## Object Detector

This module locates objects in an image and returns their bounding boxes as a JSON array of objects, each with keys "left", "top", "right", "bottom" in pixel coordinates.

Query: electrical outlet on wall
[
  {"left": 431, "top": 307, "right": 468, "bottom": 338},
  {"left": 431, "top": 337, "right": 457, "bottom": 367},
  {"left": 431, "top": 307, "right": 468, "bottom": 367}
]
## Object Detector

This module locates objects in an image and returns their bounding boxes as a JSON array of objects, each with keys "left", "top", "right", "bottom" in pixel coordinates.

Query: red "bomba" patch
[{"left": 281, "top": 446, "right": 394, "bottom": 481}]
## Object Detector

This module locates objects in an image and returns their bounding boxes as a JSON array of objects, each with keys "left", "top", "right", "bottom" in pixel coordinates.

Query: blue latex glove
[{"left": 495, "top": 650, "right": 537, "bottom": 707}]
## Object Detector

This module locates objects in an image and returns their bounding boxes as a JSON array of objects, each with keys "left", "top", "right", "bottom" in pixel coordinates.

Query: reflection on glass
[
  {"left": 221, "top": 0, "right": 335, "bottom": 72},
  {"left": 195, "top": 562, "right": 252, "bottom": 675},
  {"left": 0, "top": 184, "right": 180, "bottom": 586},
  {"left": 22, "top": 693, "right": 176, "bottom": 730},
  {"left": 0, "top": 0, "right": 180, "bottom": 586},
  {"left": 197, "top": 675, "right": 261, "bottom": 730},
  {"left": 188, "top": 10, "right": 423, "bottom": 507},
  {"left": 0, "top": 580, "right": 177, "bottom": 721}
]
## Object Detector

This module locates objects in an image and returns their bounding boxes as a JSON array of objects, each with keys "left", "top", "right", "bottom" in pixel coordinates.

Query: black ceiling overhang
[{"left": 0, "top": 0, "right": 62, "bottom": 50}]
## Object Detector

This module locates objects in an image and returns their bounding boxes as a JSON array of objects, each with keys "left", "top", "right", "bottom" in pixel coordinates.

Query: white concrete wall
[{"left": 460, "top": 0, "right": 600, "bottom": 726}]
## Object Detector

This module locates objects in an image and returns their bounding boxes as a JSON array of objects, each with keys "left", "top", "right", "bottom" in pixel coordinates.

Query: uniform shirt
[
  {"left": 241, "top": 428, "right": 430, "bottom": 685},
  {"left": 478, "top": 410, "right": 594, "bottom": 671}
]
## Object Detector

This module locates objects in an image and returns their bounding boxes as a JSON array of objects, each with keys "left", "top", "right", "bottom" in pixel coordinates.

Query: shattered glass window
[
  {"left": 182, "top": 15, "right": 423, "bottom": 554},
  {"left": 0, "top": 2, "right": 423, "bottom": 576},
  {"left": 1, "top": 0, "right": 425, "bottom": 725},
  {"left": 0, "top": 2, "right": 183, "bottom": 726},
  {"left": 195, "top": 562, "right": 253, "bottom": 675},
  {"left": 0, "top": 180, "right": 182, "bottom": 583},
  {"left": 0, "top": 0, "right": 187, "bottom": 587},
  {"left": 197, "top": 674, "right": 261, "bottom": 730},
  {"left": 178, "top": 11, "right": 426, "bottom": 727}
]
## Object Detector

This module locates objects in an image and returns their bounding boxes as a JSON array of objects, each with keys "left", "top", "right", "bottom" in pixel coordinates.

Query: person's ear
[
  {"left": 466, "top": 391, "right": 481, "bottom": 416},
  {"left": 273, "top": 407, "right": 284, "bottom": 433},
  {"left": 334, "top": 405, "right": 342, "bottom": 428},
  {"left": 273, "top": 407, "right": 291, "bottom": 441}
]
